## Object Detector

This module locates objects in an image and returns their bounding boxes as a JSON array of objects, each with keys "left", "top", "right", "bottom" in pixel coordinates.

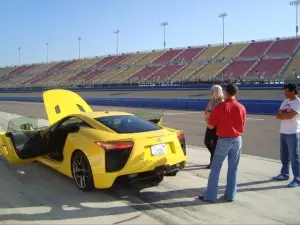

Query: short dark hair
[
  {"left": 226, "top": 83, "right": 238, "bottom": 96},
  {"left": 284, "top": 83, "right": 298, "bottom": 94}
]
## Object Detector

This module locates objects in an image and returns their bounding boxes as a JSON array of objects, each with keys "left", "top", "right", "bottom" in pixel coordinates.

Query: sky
[{"left": 0, "top": 0, "right": 298, "bottom": 67}]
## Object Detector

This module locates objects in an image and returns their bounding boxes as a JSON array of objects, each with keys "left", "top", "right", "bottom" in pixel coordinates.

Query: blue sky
[{"left": 0, "top": 0, "right": 297, "bottom": 67}]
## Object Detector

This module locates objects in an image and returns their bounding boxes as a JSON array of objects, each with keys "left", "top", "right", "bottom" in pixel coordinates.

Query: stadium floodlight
[
  {"left": 17, "top": 46, "right": 21, "bottom": 66},
  {"left": 290, "top": 0, "right": 300, "bottom": 37},
  {"left": 160, "top": 22, "right": 168, "bottom": 50},
  {"left": 78, "top": 37, "right": 82, "bottom": 59},
  {"left": 113, "top": 30, "right": 120, "bottom": 54},
  {"left": 45, "top": 43, "right": 49, "bottom": 63},
  {"left": 218, "top": 13, "right": 227, "bottom": 45}
]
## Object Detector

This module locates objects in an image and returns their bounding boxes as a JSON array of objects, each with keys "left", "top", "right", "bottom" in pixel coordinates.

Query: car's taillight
[
  {"left": 95, "top": 141, "right": 134, "bottom": 151},
  {"left": 177, "top": 132, "right": 186, "bottom": 156},
  {"left": 178, "top": 132, "right": 185, "bottom": 140}
]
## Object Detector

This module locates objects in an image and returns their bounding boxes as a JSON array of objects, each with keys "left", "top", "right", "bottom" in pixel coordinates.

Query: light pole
[
  {"left": 160, "top": 22, "right": 168, "bottom": 49},
  {"left": 114, "top": 30, "right": 120, "bottom": 54},
  {"left": 290, "top": 0, "right": 300, "bottom": 37},
  {"left": 78, "top": 37, "right": 82, "bottom": 59},
  {"left": 46, "top": 43, "right": 49, "bottom": 63},
  {"left": 218, "top": 13, "right": 227, "bottom": 45},
  {"left": 18, "top": 46, "right": 21, "bottom": 66}
]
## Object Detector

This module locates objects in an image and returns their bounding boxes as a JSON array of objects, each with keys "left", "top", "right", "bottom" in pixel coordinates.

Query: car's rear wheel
[{"left": 71, "top": 151, "right": 94, "bottom": 191}]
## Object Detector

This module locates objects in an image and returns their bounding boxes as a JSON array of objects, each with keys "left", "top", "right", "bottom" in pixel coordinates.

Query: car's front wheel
[{"left": 71, "top": 151, "right": 94, "bottom": 191}]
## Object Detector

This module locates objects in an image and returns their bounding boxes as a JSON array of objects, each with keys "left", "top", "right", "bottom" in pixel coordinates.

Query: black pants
[{"left": 204, "top": 127, "right": 218, "bottom": 165}]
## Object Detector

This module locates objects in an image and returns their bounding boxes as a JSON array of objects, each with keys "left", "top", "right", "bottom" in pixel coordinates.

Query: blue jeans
[
  {"left": 204, "top": 136, "right": 242, "bottom": 201},
  {"left": 279, "top": 133, "right": 300, "bottom": 184}
]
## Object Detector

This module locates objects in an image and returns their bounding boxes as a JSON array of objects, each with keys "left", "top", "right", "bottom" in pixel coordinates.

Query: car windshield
[
  {"left": 94, "top": 115, "right": 161, "bottom": 134},
  {"left": 6, "top": 116, "right": 50, "bottom": 132}
]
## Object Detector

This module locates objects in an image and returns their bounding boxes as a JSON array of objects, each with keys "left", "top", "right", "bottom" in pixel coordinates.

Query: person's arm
[
  {"left": 204, "top": 100, "right": 211, "bottom": 114},
  {"left": 204, "top": 100, "right": 212, "bottom": 121},
  {"left": 276, "top": 101, "right": 285, "bottom": 120},
  {"left": 277, "top": 110, "right": 298, "bottom": 120},
  {"left": 277, "top": 101, "right": 300, "bottom": 120},
  {"left": 207, "top": 105, "right": 219, "bottom": 129}
]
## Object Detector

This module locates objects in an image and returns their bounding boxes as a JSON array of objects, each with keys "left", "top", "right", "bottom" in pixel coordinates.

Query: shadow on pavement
[{"left": 0, "top": 158, "right": 289, "bottom": 223}]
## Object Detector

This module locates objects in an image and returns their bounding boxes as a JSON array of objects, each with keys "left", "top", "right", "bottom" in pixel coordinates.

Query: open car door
[
  {"left": 0, "top": 116, "right": 49, "bottom": 164},
  {"left": 43, "top": 89, "right": 93, "bottom": 125}
]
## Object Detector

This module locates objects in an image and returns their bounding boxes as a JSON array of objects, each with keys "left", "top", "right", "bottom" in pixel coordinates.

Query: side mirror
[{"left": 20, "top": 123, "right": 34, "bottom": 131}]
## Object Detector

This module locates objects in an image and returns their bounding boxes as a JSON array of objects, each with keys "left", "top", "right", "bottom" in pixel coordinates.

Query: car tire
[{"left": 71, "top": 151, "right": 95, "bottom": 191}]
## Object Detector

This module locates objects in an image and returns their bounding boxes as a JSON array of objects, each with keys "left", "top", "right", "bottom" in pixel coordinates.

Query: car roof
[{"left": 79, "top": 111, "right": 134, "bottom": 119}]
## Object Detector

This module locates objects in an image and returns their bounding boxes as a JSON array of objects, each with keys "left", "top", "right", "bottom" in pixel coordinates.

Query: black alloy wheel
[{"left": 71, "top": 151, "right": 94, "bottom": 191}]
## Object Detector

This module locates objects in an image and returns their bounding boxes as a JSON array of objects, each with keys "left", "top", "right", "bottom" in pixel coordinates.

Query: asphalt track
[
  {"left": 0, "top": 89, "right": 284, "bottom": 100},
  {"left": 0, "top": 101, "right": 280, "bottom": 160}
]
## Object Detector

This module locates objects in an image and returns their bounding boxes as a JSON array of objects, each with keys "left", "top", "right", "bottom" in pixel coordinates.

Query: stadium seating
[
  {"left": 247, "top": 58, "right": 288, "bottom": 78},
  {"left": 152, "top": 49, "right": 183, "bottom": 65},
  {"left": 92, "top": 69, "right": 123, "bottom": 83},
  {"left": 170, "top": 46, "right": 222, "bottom": 81},
  {"left": 282, "top": 46, "right": 300, "bottom": 78},
  {"left": 170, "top": 61, "right": 204, "bottom": 81},
  {"left": 126, "top": 66, "right": 162, "bottom": 82},
  {"left": 190, "top": 61, "right": 229, "bottom": 81},
  {"left": 172, "top": 47, "right": 204, "bottom": 62},
  {"left": 136, "top": 51, "right": 165, "bottom": 65},
  {"left": 239, "top": 40, "right": 273, "bottom": 58},
  {"left": 78, "top": 69, "right": 107, "bottom": 83},
  {"left": 107, "top": 67, "right": 141, "bottom": 83},
  {"left": 283, "top": 57, "right": 300, "bottom": 79},
  {"left": 146, "top": 65, "right": 185, "bottom": 82},
  {"left": 265, "top": 38, "right": 300, "bottom": 57},
  {"left": 217, "top": 43, "right": 249, "bottom": 59},
  {"left": 121, "top": 53, "right": 148, "bottom": 65},
  {"left": 218, "top": 60, "right": 257, "bottom": 78},
  {"left": 197, "top": 45, "right": 224, "bottom": 61},
  {"left": 2, "top": 36, "right": 300, "bottom": 87}
]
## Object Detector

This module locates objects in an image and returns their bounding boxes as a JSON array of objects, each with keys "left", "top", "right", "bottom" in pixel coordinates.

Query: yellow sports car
[{"left": 0, "top": 89, "right": 187, "bottom": 191}]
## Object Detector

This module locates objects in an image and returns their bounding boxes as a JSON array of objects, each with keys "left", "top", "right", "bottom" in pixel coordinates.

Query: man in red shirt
[{"left": 199, "top": 84, "right": 246, "bottom": 202}]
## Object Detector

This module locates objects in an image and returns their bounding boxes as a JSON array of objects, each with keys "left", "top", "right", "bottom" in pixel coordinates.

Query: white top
[{"left": 279, "top": 97, "right": 300, "bottom": 134}]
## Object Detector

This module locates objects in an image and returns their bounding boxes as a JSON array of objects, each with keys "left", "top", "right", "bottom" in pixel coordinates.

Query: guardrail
[
  {"left": 0, "top": 83, "right": 291, "bottom": 92},
  {"left": 0, "top": 96, "right": 281, "bottom": 115}
]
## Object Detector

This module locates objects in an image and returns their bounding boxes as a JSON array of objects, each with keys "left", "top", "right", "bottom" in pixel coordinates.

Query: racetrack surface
[
  {"left": 0, "top": 102, "right": 298, "bottom": 225},
  {"left": 0, "top": 89, "right": 285, "bottom": 100},
  {"left": 0, "top": 101, "right": 280, "bottom": 160}
]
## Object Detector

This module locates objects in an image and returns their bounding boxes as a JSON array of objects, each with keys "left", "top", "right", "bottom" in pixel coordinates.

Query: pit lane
[{"left": 0, "top": 101, "right": 292, "bottom": 225}]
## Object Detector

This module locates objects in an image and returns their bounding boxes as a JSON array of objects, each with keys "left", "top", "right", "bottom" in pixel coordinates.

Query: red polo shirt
[{"left": 208, "top": 98, "right": 246, "bottom": 138}]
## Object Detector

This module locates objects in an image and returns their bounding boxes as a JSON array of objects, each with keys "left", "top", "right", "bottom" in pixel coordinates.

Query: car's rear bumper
[{"left": 93, "top": 160, "right": 186, "bottom": 189}]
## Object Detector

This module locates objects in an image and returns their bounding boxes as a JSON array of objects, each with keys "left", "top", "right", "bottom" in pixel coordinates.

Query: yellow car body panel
[
  {"left": 0, "top": 89, "right": 187, "bottom": 190},
  {"left": 43, "top": 89, "right": 93, "bottom": 125}
]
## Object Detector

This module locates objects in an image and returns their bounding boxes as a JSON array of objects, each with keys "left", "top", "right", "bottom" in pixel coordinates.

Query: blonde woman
[{"left": 204, "top": 85, "right": 224, "bottom": 169}]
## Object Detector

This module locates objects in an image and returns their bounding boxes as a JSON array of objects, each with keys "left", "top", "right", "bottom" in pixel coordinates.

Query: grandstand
[{"left": 1, "top": 36, "right": 300, "bottom": 88}]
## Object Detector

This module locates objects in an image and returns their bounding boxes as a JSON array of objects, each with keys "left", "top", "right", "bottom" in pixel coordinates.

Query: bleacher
[
  {"left": 1, "top": 36, "right": 300, "bottom": 87},
  {"left": 265, "top": 38, "right": 300, "bottom": 57},
  {"left": 239, "top": 40, "right": 273, "bottom": 58},
  {"left": 146, "top": 65, "right": 185, "bottom": 82},
  {"left": 219, "top": 60, "right": 257, "bottom": 79},
  {"left": 190, "top": 61, "right": 229, "bottom": 81},
  {"left": 247, "top": 58, "right": 289, "bottom": 78},
  {"left": 217, "top": 43, "right": 249, "bottom": 59}
]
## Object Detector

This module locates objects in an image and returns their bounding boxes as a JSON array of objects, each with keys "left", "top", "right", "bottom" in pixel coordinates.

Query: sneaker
[
  {"left": 287, "top": 181, "right": 299, "bottom": 188},
  {"left": 272, "top": 174, "right": 289, "bottom": 181}
]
